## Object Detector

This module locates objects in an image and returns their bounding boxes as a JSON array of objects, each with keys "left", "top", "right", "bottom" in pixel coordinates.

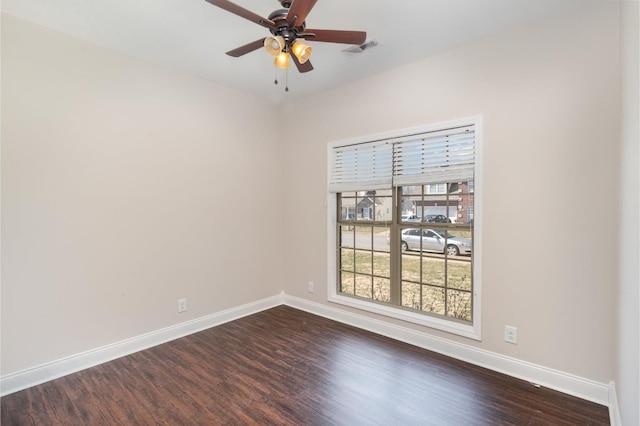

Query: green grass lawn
[{"left": 340, "top": 250, "right": 472, "bottom": 321}]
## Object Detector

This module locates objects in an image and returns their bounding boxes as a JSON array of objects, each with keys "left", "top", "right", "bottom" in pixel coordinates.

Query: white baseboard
[
  {"left": 0, "top": 294, "right": 284, "bottom": 397},
  {"left": 282, "top": 295, "right": 611, "bottom": 409},
  {"left": 1, "top": 291, "right": 615, "bottom": 424},
  {"left": 608, "top": 381, "right": 621, "bottom": 426}
]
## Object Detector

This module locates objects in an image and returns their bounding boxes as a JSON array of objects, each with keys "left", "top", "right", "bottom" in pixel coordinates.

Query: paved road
[
  {"left": 340, "top": 231, "right": 389, "bottom": 251},
  {"left": 341, "top": 230, "right": 471, "bottom": 262}
]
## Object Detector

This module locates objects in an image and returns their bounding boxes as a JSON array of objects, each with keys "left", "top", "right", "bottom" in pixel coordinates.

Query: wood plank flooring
[{"left": 1, "top": 305, "right": 610, "bottom": 425}]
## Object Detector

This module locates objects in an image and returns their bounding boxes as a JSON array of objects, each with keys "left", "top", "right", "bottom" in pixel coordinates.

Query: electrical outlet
[
  {"left": 504, "top": 326, "right": 517, "bottom": 344},
  {"left": 178, "top": 298, "right": 187, "bottom": 313},
  {"left": 307, "top": 281, "right": 314, "bottom": 293}
]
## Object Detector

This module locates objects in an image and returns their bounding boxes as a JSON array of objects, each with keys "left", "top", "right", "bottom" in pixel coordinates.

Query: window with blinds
[
  {"left": 328, "top": 119, "right": 481, "bottom": 339},
  {"left": 329, "top": 126, "right": 474, "bottom": 193},
  {"left": 329, "top": 141, "right": 393, "bottom": 193}
]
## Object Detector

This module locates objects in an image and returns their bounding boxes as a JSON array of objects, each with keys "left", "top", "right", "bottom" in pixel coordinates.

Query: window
[
  {"left": 328, "top": 118, "right": 481, "bottom": 339},
  {"left": 361, "top": 207, "right": 371, "bottom": 220},
  {"left": 339, "top": 190, "right": 392, "bottom": 302},
  {"left": 427, "top": 183, "right": 446, "bottom": 194}
]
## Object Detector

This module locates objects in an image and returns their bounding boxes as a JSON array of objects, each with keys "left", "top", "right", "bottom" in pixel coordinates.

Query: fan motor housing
[
  {"left": 268, "top": 9, "right": 305, "bottom": 41},
  {"left": 268, "top": 9, "right": 289, "bottom": 24}
]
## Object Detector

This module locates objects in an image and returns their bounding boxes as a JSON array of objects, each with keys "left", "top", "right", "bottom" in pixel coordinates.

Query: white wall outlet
[
  {"left": 178, "top": 298, "right": 187, "bottom": 313},
  {"left": 504, "top": 326, "right": 517, "bottom": 344},
  {"left": 307, "top": 281, "right": 314, "bottom": 293}
]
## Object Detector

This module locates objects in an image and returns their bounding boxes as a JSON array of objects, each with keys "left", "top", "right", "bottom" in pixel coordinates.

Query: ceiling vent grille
[{"left": 342, "top": 39, "right": 379, "bottom": 58}]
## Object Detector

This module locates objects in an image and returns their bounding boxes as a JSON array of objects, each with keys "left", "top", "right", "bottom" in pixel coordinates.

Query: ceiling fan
[{"left": 204, "top": 0, "right": 367, "bottom": 74}]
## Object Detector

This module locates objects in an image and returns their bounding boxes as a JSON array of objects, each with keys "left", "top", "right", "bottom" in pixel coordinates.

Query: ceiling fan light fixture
[
  {"left": 291, "top": 41, "right": 312, "bottom": 64},
  {"left": 264, "top": 35, "right": 285, "bottom": 57},
  {"left": 206, "top": 0, "right": 366, "bottom": 76},
  {"left": 274, "top": 51, "right": 291, "bottom": 69}
]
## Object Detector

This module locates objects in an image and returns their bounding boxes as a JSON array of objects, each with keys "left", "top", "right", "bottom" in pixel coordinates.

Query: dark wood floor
[{"left": 2, "top": 306, "right": 609, "bottom": 425}]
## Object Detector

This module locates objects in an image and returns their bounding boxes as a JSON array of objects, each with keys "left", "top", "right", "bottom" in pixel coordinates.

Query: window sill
[{"left": 327, "top": 293, "right": 481, "bottom": 341}]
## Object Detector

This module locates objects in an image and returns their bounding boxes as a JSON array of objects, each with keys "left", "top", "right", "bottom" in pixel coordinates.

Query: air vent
[{"left": 342, "top": 39, "right": 380, "bottom": 58}]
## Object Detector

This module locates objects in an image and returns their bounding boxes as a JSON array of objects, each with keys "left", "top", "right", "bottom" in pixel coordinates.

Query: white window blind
[
  {"left": 329, "top": 141, "right": 393, "bottom": 193},
  {"left": 393, "top": 126, "right": 475, "bottom": 186},
  {"left": 329, "top": 125, "right": 475, "bottom": 192}
]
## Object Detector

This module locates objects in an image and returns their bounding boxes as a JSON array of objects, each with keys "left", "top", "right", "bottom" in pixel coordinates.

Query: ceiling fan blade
[
  {"left": 301, "top": 29, "right": 367, "bottom": 45},
  {"left": 291, "top": 54, "right": 314, "bottom": 73},
  {"left": 204, "top": 0, "right": 275, "bottom": 29},
  {"left": 286, "top": 0, "right": 318, "bottom": 27},
  {"left": 226, "top": 38, "right": 266, "bottom": 57}
]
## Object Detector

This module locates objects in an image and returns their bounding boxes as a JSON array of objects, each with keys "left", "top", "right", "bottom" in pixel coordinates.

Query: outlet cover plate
[{"left": 504, "top": 326, "right": 517, "bottom": 344}]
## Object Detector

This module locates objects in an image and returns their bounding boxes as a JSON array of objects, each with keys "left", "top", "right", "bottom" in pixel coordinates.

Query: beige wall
[
  {"left": 1, "top": 15, "right": 284, "bottom": 374},
  {"left": 282, "top": 2, "right": 620, "bottom": 383}
]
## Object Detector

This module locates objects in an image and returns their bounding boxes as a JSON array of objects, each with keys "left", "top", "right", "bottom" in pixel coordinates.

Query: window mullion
[
  {"left": 390, "top": 187, "right": 402, "bottom": 305},
  {"left": 444, "top": 190, "right": 449, "bottom": 316}
]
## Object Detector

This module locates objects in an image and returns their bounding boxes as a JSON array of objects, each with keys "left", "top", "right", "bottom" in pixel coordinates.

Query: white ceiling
[{"left": 2, "top": 0, "right": 589, "bottom": 103}]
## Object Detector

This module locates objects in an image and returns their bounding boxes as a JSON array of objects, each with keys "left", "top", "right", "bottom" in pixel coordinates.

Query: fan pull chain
[
  {"left": 273, "top": 66, "right": 290, "bottom": 92},
  {"left": 274, "top": 65, "right": 278, "bottom": 85}
]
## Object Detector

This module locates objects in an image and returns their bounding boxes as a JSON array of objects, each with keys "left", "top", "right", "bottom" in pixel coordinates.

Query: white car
[{"left": 398, "top": 228, "right": 472, "bottom": 256}]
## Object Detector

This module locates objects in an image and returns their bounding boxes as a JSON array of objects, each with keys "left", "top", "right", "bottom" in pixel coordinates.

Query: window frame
[{"left": 327, "top": 117, "right": 482, "bottom": 340}]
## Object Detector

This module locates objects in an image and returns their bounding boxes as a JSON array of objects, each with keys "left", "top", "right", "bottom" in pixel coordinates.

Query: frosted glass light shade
[
  {"left": 264, "top": 36, "right": 285, "bottom": 57},
  {"left": 274, "top": 52, "right": 290, "bottom": 69},
  {"left": 292, "top": 41, "right": 312, "bottom": 64}
]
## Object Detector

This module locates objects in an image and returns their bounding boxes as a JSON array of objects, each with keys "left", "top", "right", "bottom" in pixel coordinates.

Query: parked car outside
[
  {"left": 392, "top": 228, "right": 472, "bottom": 256},
  {"left": 401, "top": 214, "right": 421, "bottom": 222},
  {"left": 423, "top": 214, "right": 451, "bottom": 223}
]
